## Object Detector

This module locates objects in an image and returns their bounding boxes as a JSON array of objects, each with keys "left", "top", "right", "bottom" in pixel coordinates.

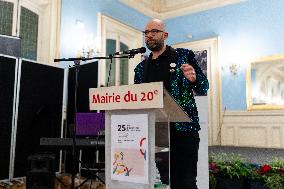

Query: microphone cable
[{"left": 106, "top": 57, "right": 113, "bottom": 87}]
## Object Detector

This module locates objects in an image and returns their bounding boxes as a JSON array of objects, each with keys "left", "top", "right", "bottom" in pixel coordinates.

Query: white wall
[{"left": 196, "top": 96, "right": 209, "bottom": 189}]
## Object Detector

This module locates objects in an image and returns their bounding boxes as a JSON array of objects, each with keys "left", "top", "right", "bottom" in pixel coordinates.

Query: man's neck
[{"left": 152, "top": 45, "right": 166, "bottom": 59}]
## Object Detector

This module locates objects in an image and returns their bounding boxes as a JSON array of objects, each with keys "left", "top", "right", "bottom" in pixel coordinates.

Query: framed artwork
[
  {"left": 246, "top": 54, "right": 284, "bottom": 110},
  {"left": 194, "top": 49, "right": 208, "bottom": 78}
]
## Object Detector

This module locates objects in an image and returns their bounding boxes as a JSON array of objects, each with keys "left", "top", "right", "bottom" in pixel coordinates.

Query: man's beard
[{"left": 146, "top": 39, "right": 164, "bottom": 51}]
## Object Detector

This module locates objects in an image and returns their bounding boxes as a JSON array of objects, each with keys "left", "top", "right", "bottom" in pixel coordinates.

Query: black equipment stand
[{"left": 54, "top": 54, "right": 134, "bottom": 189}]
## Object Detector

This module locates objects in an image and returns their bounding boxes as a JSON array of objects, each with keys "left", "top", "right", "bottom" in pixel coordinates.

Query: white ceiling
[{"left": 119, "top": 0, "right": 246, "bottom": 20}]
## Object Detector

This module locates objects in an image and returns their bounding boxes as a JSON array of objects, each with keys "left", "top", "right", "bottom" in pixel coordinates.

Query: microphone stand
[
  {"left": 55, "top": 56, "right": 110, "bottom": 188},
  {"left": 55, "top": 54, "right": 135, "bottom": 189}
]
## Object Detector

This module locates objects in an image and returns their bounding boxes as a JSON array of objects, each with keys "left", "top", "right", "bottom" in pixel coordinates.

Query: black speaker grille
[
  {"left": 0, "top": 56, "right": 16, "bottom": 179},
  {"left": 67, "top": 61, "right": 98, "bottom": 127},
  {"left": 14, "top": 60, "right": 64, "bottom": 177}
]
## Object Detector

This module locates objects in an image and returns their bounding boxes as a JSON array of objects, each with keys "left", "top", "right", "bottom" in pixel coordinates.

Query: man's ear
[{"left": 164, "top": 32, "right": 168, "bottom": 39}]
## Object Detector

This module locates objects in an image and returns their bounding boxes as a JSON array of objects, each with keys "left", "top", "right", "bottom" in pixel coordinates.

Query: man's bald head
[
  {"left": 145, "top": 18, "right": 166, "bottom": 31},
  {"left": 144, "top": 18, "right": 168, "bottom": 52}
]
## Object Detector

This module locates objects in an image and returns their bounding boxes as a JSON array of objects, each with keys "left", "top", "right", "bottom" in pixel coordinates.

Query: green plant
[
  {"left": 246, "top": 158, "right": 284, "bottom": 189},
  {"left": 268, "top": 157, "right": 284, "bottom": 169},
  {"left": 265, "top": 173, "right": 284, "bottom": 189},
  {"left": 209, "top": 172, "right": 217, "bottom": 189},
  {"left": 209, "top": 152, "right": 251, "bottom": 179},
  {"left": 263, "top": 157, "right": 284, "bottom": 189},
  {"left": 209, "top": 153, "right": 284, "bottom": 189},
  {"left": 249, "top": 163, "right": 273, "bottom": 178}
]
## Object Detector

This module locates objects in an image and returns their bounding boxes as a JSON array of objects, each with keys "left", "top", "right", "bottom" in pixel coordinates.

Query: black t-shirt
[{"left": 145, "top": 45, "right": 176, "bottom": 91}]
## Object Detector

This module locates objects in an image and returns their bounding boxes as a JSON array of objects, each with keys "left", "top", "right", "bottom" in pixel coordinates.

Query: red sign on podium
[{"left": 89, "top": 82, "right": 164, "bottom": 111}]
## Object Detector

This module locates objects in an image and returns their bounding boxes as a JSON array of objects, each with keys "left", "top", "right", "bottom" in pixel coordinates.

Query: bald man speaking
[{"left": 134, "top": 19, "right": 209, "bottom": 189}]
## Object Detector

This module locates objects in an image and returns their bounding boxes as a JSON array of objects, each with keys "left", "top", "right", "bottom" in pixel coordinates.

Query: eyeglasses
[{"left": 143, "top": 29, "right": 164, "bottom": 36}]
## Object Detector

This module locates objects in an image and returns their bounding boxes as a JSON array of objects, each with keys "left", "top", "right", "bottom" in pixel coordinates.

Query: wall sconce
[
  {"left": 76, "top": 43, "right": 100, "bottom": 58},
  {"left": 187, "top": 34, "right": 193, "bottom": 39},
  {"left": 80, "top": 46, "right": 100, "bottom": 58},
  {"left": 229, "top": 63, "right": 240, "bottom": 75}
]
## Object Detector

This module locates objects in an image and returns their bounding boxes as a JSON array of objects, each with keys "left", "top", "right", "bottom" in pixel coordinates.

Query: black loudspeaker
[
  {"left": 26, "top": 153, "right": 56, "bottom": 189},
  {"left": 0, "top": 56, "right": 16, "bottom": 179},
  {"left": 14, "top": 60, "right": 63, "bottom": 177}
]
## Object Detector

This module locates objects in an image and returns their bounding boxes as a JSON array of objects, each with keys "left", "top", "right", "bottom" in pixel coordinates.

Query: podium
[{"left": 89, "top": 82, "right": 191, "bottom": 189}]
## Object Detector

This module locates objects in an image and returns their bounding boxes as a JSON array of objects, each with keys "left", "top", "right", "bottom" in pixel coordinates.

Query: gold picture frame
[{"left": 246, "top": 54, "right": 284, "bottom": 110}]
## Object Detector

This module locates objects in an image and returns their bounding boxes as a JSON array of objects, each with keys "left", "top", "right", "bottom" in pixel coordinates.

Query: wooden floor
[{"left": 0, "top": 174, "right": 105, "bottom": 189}]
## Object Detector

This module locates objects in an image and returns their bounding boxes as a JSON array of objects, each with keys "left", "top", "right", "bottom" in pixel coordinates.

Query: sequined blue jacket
[{"left": 134, "top": 47, "right": 209, "bottom": 132}]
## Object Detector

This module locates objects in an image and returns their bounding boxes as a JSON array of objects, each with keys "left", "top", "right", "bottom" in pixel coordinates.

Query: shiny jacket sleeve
[
  {"left": 186, "top": 50, "right": 209, "bottom": 95},
  {"left": 134, "top": 60, "right": 145, "bottom": 84}
]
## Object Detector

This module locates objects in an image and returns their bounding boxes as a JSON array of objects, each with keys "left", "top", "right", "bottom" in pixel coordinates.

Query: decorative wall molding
[{"left": 221, "top": 110, "right": 284, "bottom": 148}]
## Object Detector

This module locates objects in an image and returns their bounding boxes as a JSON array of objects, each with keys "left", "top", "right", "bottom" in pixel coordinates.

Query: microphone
[{"left": 114, "top": 47, "right": 146, "bottom": 55}]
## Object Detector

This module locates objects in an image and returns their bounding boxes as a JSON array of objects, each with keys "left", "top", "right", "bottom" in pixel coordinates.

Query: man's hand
[{"left": 180, "top": 64, "right": 196, "bottom": 82}]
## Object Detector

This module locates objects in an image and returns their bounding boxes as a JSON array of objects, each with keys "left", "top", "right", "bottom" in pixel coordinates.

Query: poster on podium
[{"left": 110, "top": 114, "right": 149, "bottom": 184}]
